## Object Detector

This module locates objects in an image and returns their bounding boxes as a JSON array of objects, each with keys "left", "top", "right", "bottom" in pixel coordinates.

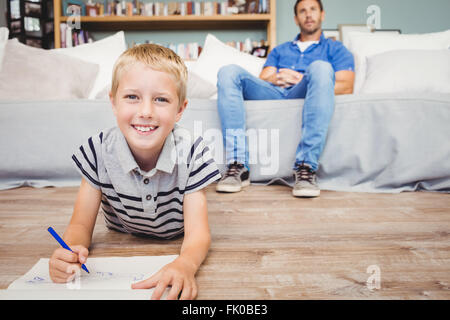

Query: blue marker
[{"left": 47, "top": 227, "right": 89, "bottom": 273}]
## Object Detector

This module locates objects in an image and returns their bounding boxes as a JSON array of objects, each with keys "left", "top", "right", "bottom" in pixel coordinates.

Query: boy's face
[{"left": 110, "top": 63, "right": 187, "bottom": 160}]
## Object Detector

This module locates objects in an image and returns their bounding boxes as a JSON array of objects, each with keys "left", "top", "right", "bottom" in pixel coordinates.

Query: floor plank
[{"left": 0, "top": 185, "right": 449, "bottom": 299}]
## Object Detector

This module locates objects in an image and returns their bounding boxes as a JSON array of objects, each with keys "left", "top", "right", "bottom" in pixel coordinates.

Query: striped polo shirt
[{"left": 72, "top": 123, "right": 221, "bottom": 239}]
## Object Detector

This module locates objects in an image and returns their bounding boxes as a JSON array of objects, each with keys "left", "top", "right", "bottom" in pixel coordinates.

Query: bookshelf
[
  {"left": 7, "top": 0, "right": 54, "bottom": 49},
  {"left": 53, "top": 0, "right": 277, "bottom": 50}
]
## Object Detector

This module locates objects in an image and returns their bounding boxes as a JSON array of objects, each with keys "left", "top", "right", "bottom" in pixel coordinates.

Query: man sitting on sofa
[{"left": 216, "top": 0, "right": 355, "bottom": 197}]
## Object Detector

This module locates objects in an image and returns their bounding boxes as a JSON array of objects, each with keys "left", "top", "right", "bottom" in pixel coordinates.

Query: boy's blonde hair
[{"left": 111, "top": 43, "right": 188, "bottom": 105}]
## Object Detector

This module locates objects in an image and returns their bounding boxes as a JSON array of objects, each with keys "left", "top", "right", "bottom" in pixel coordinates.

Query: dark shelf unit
[{"left": 6, "top": 0, "right": 54, "bottom": 49}]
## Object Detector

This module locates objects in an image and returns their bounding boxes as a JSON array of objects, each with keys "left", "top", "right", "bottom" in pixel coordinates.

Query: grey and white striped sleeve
[
  {"left": 71, "top": 132, "right": 104, "bottom": 190},
  {"left": 185, "top": 136, "right": 221, "bottom": 194}
]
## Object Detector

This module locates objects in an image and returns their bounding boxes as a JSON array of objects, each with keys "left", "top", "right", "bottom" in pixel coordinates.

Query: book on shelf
[
  {"left": 228, "top": 0, "right": 245, "bottom": 14},
  {"left": 168, "top": 42, "right": 201, "bottom": 60},
  {"left": 180, "top": 3, "right": 186, "bottom": 16},
  {"left": 194, "top": 2, "right": 201, "bottom": 16},
  {"left": 167, "top": 2, "right": 178, "bottom": 15},
  {"left": 245, "top": 0, "right": 259, "bottom": 14},
  {"left": 60, "top": 23, "right": 93, "bottom": 48},
  {"left": 227, "top": 0, "right": 269, "bottom": 14},
  {"left": 225, "top": 38, "right": 268, "bottom": 56}
]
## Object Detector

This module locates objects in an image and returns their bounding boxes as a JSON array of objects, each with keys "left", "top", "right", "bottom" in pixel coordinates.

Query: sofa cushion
[
  {"left": 191, "top": 33, "right": 266, "bottom": 87},
  {"left": 0, "top": 39, "right": 99, "bottom": 101},
  {"left": 347, "top": 30, "right": 450, "bottom": 93},
  {"left": 53, "top": 31, "right": 127, "bottom": 99},
  {"left": 361, "top": 49, "right": 450, "bottom": 94}
]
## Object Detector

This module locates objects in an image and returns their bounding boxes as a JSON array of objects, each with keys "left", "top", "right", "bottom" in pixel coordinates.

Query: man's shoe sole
[
  {"left": 292, "top": 188, "right": 320, "bottom": 198},
  {"left": 216, "top": 179, "right": 251, "bottom": 193}
]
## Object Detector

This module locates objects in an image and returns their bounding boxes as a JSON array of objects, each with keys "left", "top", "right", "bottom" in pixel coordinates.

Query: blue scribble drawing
[
  {"left": 95, "top": 271, "right": 113, "bottom": 278},
  {"left": 133, "top": 274, "right": 145, "bottom": 282},
  {"left": 26, "top": 276, "right": 46, "bottom": 284}
]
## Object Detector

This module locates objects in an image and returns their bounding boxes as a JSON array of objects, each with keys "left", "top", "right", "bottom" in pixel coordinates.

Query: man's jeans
[{"left": 217, "top": 60, "right": 335, "bottom": 171}]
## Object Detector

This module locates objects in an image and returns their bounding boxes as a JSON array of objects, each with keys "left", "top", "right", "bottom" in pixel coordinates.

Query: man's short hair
[{"left": 294, "top": 0, "right": 324, "bottom": 15}]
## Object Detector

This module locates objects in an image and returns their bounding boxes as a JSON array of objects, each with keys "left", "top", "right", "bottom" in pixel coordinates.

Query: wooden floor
[{"left": 0, "top": 185, "right": 449, "bottom": 299}]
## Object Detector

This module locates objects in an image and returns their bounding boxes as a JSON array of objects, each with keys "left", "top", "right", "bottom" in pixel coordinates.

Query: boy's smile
[
  {"left": 132, "top": 125, "right": 158, "bottom": 134},
  {"left": 110, "top": 62, "right": 187, "bottom": 171}
]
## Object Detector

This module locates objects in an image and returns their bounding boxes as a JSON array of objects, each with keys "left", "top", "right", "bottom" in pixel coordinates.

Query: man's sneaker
[
  {"left": 292, "top": 162, "right": 320, "bottom": 197},
  {"left": 216, "top": 161, "right": 250, "bottom": 193}
]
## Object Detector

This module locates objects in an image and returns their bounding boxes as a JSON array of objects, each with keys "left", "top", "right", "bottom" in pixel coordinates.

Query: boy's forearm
[
  {"left": 63, "top": 178, "right": 101, "bottom": 249},
  {"left": 179, "top": 232, "right": 211, "bottom": 272},
  {"left": 63, "top": 223, "right": 93, "bottom": 249}
]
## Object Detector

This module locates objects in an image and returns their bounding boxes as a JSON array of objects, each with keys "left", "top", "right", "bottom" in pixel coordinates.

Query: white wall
[{"left": 278, "top": 0, "right": 450, "bottom": 44}]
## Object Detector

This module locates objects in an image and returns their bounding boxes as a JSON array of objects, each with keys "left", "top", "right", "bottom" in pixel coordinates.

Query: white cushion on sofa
[
  {"left": 0, "top": 39, "right": 99, "bottom": 101},
  {"left": 183, "top": 60, "right": 196, "bottom": 71},
  {"left": 347, "top": 30, "right": 450, "bottom": 93},
  {"left": 360, "top": 49, "right": 450, "bottom": 94},
  {"left": 187, "top": 70, "right": 217, "bottom": 99},
  {"left": 54, "top": 31, "right": 127, "bottom": 99},
  {"left": 0, "top": 27, "right": 9, "bottom": 72},
  {"left": 191, "top": 33, "right": 266, "bottom": 86}
]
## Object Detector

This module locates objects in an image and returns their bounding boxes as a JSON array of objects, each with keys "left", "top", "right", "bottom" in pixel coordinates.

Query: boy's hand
[
  {"left": 49, "top": 245, "right": 89, "bottom": 283},
  {"left": 131, "top": 257, "right": 198, "bottom": 300}
]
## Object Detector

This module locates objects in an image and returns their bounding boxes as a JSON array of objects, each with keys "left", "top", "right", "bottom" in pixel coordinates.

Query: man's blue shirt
[{"left": 263, "top": 33, "right": 355, "bottom": 74}]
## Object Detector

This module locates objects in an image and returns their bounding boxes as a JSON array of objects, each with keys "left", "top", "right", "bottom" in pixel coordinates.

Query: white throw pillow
[
  {"left": 54, "top": 31, "right": 127, "bottom": 99},
  {"left": 0, "top": 39, "right": 99, "bottom": 101},
  {"left": 183, "top": 60, "right": 197, "bottom": 71},
  {"left": 191, "top": 34, "right": 266, "bottom": 87},
  {"left": 347, "top": 30, "right": 450, "bottom": 93},
  {"left": 187, "top": 70, "right": 217, "bottom": 99},
  {"left": 0, "top": 27, "right": 9, "bottom": 72},
  {"left": 360, "top": 49, "right": 450, "bottom": 94}
]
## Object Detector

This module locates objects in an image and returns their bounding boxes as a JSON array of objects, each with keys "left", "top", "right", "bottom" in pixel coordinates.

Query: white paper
[{"left": 3, "top": 255, "right": 178, "bottom": 300}]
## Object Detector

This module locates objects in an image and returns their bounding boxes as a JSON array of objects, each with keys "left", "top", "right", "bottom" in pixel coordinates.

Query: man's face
[{"left": 294, "top": 0, "right": 325, "bottom": 35}]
